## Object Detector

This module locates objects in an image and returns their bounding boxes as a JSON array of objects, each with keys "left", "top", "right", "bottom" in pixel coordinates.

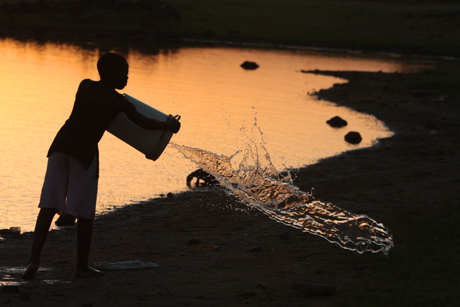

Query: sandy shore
[{"left": 1, "top": 70, "right": 459, "bottom": 306}]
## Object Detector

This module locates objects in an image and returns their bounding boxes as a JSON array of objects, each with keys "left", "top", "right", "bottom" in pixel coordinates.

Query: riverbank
[
  {"left": 1, "top": 68, "right": 459, "bottom": 306},
  {"left": 1, "top": 0, "right": 460, "bottom": 58}
]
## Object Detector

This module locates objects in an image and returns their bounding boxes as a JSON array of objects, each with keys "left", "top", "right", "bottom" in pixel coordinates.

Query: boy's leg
[
  {"left": 75, "top": 217, "right": 103, "bottom": 277},
  {"left": 23, "top": 152, "right": 68, "bottom": 279},
  {"left": 65, "top": 153, "right": 100, "bottom": 277},
  {"left": 22, "top": 207, "right": 57, "bottom": 279}
]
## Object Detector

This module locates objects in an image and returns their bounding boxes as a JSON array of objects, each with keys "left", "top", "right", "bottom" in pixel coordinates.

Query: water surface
[{"left": 0, "top": 38, "right": 431, "bottom": 231}]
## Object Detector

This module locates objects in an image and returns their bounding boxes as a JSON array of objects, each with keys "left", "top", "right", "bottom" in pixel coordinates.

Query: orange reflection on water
[
  {"left": 0, "top": 38, "right": 430, "bottom": 231},
  {"left": 126, "top": 47, "right": 398, "bottom": 167}
]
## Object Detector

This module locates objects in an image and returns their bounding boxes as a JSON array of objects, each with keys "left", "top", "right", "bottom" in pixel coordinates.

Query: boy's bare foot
[
  {"left": 75, "top": 266, "right": 103, "bottom": 278},
  {"left": 22, "top": 262, "right": 39, "bottom": 279}
]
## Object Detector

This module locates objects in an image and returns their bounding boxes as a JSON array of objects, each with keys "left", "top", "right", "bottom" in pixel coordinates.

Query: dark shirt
[{"left": 48, "top": 79, "right": 164, "bottom": 169}]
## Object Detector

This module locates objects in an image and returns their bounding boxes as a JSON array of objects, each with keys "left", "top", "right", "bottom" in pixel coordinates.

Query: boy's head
[{"left": 97, "top": 53, "right": 129, "bottom": 89}]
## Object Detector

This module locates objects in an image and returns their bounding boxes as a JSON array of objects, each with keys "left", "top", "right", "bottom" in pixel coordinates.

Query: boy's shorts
[{"left": 39, "top": 152, "right": 98, "bottom": 220}]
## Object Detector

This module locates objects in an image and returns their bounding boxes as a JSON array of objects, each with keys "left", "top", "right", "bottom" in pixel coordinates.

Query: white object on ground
[{"left": 93, "top": 260, "right": 159, "bottom": 270}]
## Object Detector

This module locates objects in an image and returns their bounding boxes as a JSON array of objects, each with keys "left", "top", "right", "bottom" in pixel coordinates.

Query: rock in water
[
  {"left": 345, "top": 131, "right": 362, "bottom": 144},
  {"left": 240, "top": 61, "right": 259, "bottom": 70},
  {"left": 327, "top": 116, "right": 347, "bottom": 128}
]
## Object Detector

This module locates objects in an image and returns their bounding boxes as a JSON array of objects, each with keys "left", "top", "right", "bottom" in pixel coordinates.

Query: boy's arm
[{"left": 122, "top": 99, "right": 181, "bottom": 133}]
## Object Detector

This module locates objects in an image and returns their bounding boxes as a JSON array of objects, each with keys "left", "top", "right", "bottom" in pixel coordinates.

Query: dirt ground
[{"left": 1, "top": 69, "right": 459, "bottom": 306}]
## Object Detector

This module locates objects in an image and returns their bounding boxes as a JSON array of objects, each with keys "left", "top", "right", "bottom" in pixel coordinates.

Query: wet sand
[{"left": 1, "top": 70, "right": 459, "bottom": 306}]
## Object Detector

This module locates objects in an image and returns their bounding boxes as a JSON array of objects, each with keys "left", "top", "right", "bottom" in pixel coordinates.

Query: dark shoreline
[{"left": 2, "top": 23, "right": 459, "bottom": 63}]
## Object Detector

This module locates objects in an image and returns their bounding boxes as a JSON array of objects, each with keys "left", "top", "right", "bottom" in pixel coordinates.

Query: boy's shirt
[{"left": 48, "top": 79, "right": 136, "bottom": 169}]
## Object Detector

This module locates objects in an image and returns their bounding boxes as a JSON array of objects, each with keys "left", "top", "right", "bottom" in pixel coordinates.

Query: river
[{"left": 0, "top": 38, "right": 432, "bottom": 231}]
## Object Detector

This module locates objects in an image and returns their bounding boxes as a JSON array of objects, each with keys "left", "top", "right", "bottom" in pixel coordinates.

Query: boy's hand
[{"left": 166, "top": 115, "right": 181, "bottom": 133}]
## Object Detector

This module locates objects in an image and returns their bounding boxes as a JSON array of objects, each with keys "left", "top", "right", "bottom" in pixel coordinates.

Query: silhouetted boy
[{"left": 22, "top": 53, "right": 180, "bottom": 279}]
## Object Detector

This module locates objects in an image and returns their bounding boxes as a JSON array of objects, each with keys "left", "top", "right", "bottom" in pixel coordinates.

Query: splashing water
[{"left": 170, "top": 141, "right": 393, "bottom": 255}]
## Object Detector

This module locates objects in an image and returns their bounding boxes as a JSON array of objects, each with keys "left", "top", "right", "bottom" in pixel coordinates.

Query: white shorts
[{"left": 38, "top": 152, "right": 98, "bottom": 220}]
